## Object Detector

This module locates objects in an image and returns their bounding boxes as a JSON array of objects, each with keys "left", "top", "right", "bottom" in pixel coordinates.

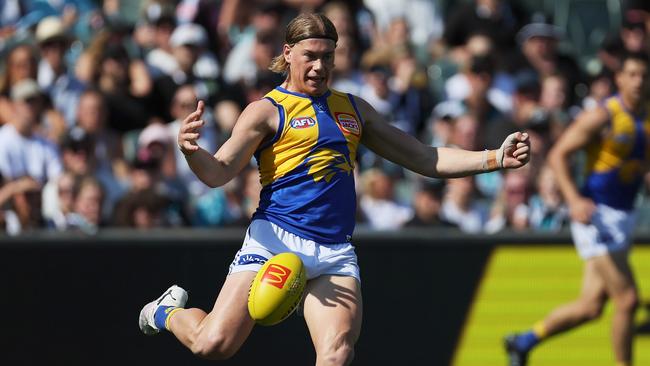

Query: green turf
[{"left": 453, "top": 246, "right": 650, "bottom": 366}]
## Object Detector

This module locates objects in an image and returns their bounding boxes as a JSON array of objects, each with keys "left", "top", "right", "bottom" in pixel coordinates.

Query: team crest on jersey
[
  {"left": 290, "top": 117, "right": 317, "bottom": 129},
  {"left": 334, "top": 113, "right": 360, "bottom": 136}
]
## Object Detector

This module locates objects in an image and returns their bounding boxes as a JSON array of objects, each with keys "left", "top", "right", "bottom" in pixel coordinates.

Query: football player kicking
[{"left": 140, "top": 12, "right": 530, "bottom": 365}]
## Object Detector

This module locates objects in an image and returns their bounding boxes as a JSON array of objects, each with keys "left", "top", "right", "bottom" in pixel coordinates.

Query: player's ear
[{"left": 283, "top": 44, "right": 292, "bottom": 64}]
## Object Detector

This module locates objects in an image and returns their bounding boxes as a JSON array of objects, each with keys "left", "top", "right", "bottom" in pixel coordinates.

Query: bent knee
[
  {"left": 191, "top": 332, "right": 239, "bottom": 361},
  {"left": 579, "top": 300, "right": 605, "bottom": 321},
  {"left": 614, "top": 290, "right": 639, "bottom": 313}
]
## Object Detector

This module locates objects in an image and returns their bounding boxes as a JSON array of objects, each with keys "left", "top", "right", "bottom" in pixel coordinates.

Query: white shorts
[
  {"left": 228, "top": 219, "right": 360, "bottom": 281},
  {"left": 570, "top": 203, "right": 636, "bottom": 259}
]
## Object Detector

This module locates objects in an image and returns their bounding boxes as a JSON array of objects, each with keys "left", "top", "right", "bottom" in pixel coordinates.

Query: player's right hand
[
  {"left": 178, "top": 100, "right": 205, "bottom": 156},
  {"left": 568, "top": 196, "right": 596, "bottom": 224}
]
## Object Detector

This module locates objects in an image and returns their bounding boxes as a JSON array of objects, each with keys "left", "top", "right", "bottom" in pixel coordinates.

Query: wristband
[{"left": 487, "top": 149, "right": 499, "bottom": 170}]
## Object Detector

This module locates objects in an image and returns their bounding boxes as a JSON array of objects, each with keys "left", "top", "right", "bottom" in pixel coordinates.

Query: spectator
[
  {"left": 440, "top": 176, "right": 486, "bottom": 233},
  {"left": 223, "top": 7, "right": 283, "bottom": 88},
  {"left": 166, "top": 85, "right": 218, "bottom": 199},
  {"left": 75, "top": 89, "right": 126, "bottom": 179},
  {"left": 331, "top": 34, "right": 364, "bottom": 95},
  {"left": 359, "top": 168, "right": 413, "bottom": 230},
  {"left": 81, "top": 33, "right": 154, "bottom": 132},
  {"left": 443, "top": 0, "right": 528, "bottom": 54},
  {"left": 148, "top": 22, "right": 221, "bottom": 105},
  {"left": 68, "top": 175, "right": 104, "bottom": 232},
  {"left": 0, "top": 44, "right": 38, "bottom": 125},
  {"left": 405, "top": 181, "right": 450, "bottom": 227},
  {"left": 514, "top": 17, "right": 583, "bottom": 104},
  {"left": 43, "top": 171, "right": 78, "bottom": 230},
  {"left": 112, "top": 188, "right": 168, "bottom": 229},
  {"left": 486, "top": 168, "right": 533, "bottom": 232},
  {"left": 528, "top": 164, "right": 567, "bottom": 231},
  {"left": 600, "top": 14, "right": 648, "bottom": 72},
  {"left": 0, "top": 175, "right": 42, "bottom": 235},
  {"left": 0, "top": 79, "right": 62, "bottom": 184},
  {"left": 35, "top": 16, "right": 85, "bottom": 127}
]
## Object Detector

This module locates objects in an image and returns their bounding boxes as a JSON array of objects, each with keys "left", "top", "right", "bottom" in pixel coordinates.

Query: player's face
[
  {"left": 617, "top": 59, "right": 648, "bottom": 103},
  {"left": 286, "top": 38, "right": 336, "bottom": 96}
]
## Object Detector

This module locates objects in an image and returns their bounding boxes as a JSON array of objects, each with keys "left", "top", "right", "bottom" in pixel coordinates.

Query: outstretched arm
[
  {"left": 356, "top": 96, "right": 530, "bottom": 178},
  {"left": 548, "top": 106, "right": 609, "bottom": 223},
  {"left": 178, "top": 100, "right": 277, "bottom": 188}
]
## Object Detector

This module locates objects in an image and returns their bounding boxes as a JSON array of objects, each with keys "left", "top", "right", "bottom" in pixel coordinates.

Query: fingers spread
[{"left": 182, "top": 120, "right": 205, "bottom": 133}]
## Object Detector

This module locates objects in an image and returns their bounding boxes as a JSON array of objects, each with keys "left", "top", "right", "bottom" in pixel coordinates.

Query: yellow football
[{"left": 248, "top": 252, "right": 307, "bottom": 326}]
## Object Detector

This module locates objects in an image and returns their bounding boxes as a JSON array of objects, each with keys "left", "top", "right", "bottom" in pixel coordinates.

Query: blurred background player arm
[
  {"left": 178, "top": 100, "right": 276, "bottom": 188},
  {"left": 356, "top": 96, "right": 530, "bottom": 178},
  {"left": 548, "top": 106, "right": 609, "bottom": 223}
]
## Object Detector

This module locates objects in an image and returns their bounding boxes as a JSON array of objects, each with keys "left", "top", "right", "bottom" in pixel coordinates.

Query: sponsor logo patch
[
  {"left": 334, "top": 113, "right": 360, "bottom": 135},
  {"left": 237, "top": 254, "right": 268, "bottom": 266},
  {"left": 261, "top": 263, "right": 292, "bottom": 289},
  {"left": 290, "top": 117, "right": 317, "bottom": 129}
]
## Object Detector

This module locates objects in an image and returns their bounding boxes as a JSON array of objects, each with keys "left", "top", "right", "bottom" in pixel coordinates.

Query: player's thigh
[
  {"left": 580, "top": 259, "right": 607, "bottom": 302},
  {"left": 199, "top": 271, "right": 257, "bottom": 345},
  {"left": 591, "top": 251, "right": 637, "bottom": 297},
  {"left": 303, "top": 275, "right": 363, "bottom": 351}
]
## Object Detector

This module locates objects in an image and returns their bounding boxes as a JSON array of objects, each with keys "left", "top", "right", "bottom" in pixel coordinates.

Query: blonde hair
[{"left": 269, "top": 13, "right": 338, "bottom": 74}]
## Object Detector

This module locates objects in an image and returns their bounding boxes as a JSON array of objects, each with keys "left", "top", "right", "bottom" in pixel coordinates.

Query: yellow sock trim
[
  {"left": 164, "top": 307, "right": 183, "bottom": 331},
  {"left": 532, "top": 320, "right": 548, "bottom": 339},
  {"left": 615, "top": 362, "right": 630, "bottom": 366}
]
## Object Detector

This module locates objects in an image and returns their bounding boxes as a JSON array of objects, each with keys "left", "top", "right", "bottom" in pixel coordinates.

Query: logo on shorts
[
  {"left": 290, "top": 117, "right": 317, "bottom": 129},
  {"left": 334, "top": 113, "right": 360, "bottom": 136},
  {"left": 237, "top": 254, "right": 268, "bottom": 266},
  {"left": 261, "top": 264, "right": 292, "bottom": 289}
]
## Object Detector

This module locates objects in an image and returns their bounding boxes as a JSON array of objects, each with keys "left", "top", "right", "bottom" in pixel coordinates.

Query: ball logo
[
  {"left": 335, "top": 113, "right": 360, "bottom": 136},
  {"left": 290, "top": 117, "right": 317, "bottom": 129},
  {"left": 261, "top": 263, "right": 292, "bottom": 289}
]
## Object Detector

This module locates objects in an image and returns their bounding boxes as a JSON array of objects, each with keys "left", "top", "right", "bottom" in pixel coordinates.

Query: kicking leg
[
  {"left": 149, "top": 271, "right": 257, "bottom": 360},
  {"left": 303, "top": 275, "right": 362, "bottom": 366}
]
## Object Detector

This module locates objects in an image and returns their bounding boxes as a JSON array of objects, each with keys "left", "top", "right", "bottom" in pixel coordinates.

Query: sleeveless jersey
[
  {"left": 581, "top": 96, "right": 650, "bottom": 210},
  {"left": 252, "top": 86, "right": 364, "bottom": 243}
]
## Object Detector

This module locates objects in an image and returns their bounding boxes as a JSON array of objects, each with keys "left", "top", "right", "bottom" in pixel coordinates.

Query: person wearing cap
[
  {"left": 515, "top": 17, "right": 583, "bottom": 105},
  {"left": 35, "top": 15, "right": 85, "bottom": 127},
  {"left": 139, "top": 13, "right": 531, "bottom": 364},
  {"left": 147, "top": 22, "right": 220, "bottom": 102},
  {"left": 0, "top": 79, "right": 62, "bottom": 186}
]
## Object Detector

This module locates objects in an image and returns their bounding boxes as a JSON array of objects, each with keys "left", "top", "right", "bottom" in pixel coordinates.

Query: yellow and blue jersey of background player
[
  {"left": 252, "top": 86, "right": 363, "bottom": 243},
  {"left": 582, "top": 95, "right": 650, "bottom": 210}
]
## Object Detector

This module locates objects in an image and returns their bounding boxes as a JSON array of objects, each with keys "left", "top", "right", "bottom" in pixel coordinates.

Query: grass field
[{"left": 453, "top": 246, "right": 650, "bottom": 366}]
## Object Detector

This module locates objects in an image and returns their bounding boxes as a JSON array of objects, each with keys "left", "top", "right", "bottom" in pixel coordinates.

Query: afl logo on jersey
[
  {"left": 335, "top": 113, "right": 360, "bottom": 136},
  {"left": 290, "top": 117, "right": 317, "bottom": 129}
]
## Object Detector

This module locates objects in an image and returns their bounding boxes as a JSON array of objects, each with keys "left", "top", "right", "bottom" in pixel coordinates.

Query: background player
[
  {"left": 139, "top": 13, "right": 530, "bottom": 365},
  {"left": 504, "top": 52, "right": 649, "bottom": 366}
]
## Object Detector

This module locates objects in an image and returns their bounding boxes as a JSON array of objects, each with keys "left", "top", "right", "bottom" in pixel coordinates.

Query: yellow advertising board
[{"left": 454, "top": 246, "right": 650, "bottom": 366}]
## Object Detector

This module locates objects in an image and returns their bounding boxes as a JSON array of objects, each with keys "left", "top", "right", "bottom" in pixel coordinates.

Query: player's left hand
[{"left": 498, "top": 132, "right": 530, "bottom": 169}]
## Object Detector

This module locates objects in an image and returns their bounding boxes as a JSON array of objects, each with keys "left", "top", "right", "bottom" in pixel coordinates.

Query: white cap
[
  {"left": 138, "top": 123, "right": 172, "bottom": 147},
  {"left": 11, "top": 79, "right": 42, "bottom": 101},
  {"left": 169, "top": 23, "right": 208, "bottom": 48},
  {"left": 35, "top": 16, "right": 68, "bottom": 44}
]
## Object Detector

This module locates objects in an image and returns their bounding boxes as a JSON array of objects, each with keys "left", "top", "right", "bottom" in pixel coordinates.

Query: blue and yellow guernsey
[
  {"left": 252, "top": 86, "right": 364, "bottom": 243},
  {"left": 582, "top": 96, "right": 650, "bottom": 210}
]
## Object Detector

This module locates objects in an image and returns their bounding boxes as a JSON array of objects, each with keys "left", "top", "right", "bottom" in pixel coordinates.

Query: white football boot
[{"left": 139, "top": 285, "right": 188, "bottom": 335}]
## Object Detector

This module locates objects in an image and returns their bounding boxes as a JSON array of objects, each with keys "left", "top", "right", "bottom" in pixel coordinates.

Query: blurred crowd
[{"left": 1, "top": 0, "right": 650, "bottom": 235}]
